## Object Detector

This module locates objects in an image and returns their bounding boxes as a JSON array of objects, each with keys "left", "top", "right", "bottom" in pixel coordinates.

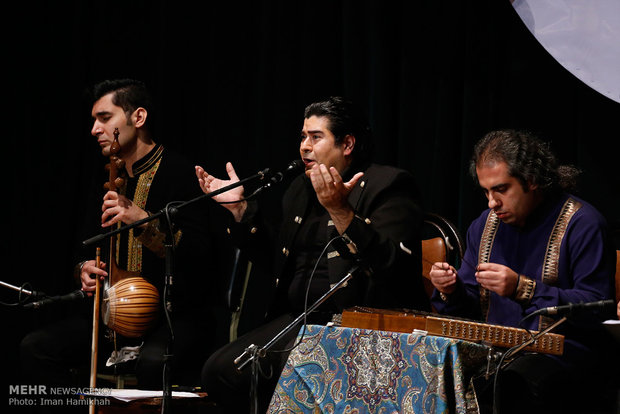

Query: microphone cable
[{"left": 273, "top": 235, "right": 349, "bottom": 356}]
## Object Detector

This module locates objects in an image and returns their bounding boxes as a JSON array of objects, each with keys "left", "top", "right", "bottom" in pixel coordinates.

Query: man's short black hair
[
  {"left": 91, "top": 79, "right": 153, "bottom": 123},
  {"left": 304, "top": 96, "right": 373, "bottom": 164}
]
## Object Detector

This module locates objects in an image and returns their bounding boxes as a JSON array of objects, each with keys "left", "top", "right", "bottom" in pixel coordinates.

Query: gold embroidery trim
[
  {"left": 132, "top": 145, "right": 164, "bottom": 175},
  {"left": 538, "top": 198, "right": 581, "bottom": 329},
  {"left": 125, "top": 158, "right": 162, "bottom": 271},
  {"left": 541, "top": 198, "right": 581, "bottom": 286},
  {"left": 478, "top": 211, "right": 500, "bottom": 321},
  {"left": 514, "top": 275, "right": 536, "bottom": 303}
]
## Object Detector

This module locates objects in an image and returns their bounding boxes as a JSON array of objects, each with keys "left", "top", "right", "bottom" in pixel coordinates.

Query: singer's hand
[
  {"left": 195, "top": 162, "right": 247, "bottom": 222},
  {"left": 306, "top": 164, "right": 363, "bottom": 233},
  {"left": 101, "top": 191, "right": 149, "bottom": 228},
  {"left": 79, "top": 260, "right": 107, "bottom": 296},
  {"left": 475, "top": 262, "right": 519, "bottom": 297},
  {"left": 430, "top": 262, "right": 458, "bottom": 294}
]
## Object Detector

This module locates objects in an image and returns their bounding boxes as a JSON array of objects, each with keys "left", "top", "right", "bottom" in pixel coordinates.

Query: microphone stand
[
  {"left": 81, "top": 167, "right": 271, "bottom": 414},
  {"left": 233, "top": 263, "right": 362, "bottom": 414},
  {"left": 500, "top": 316, "right": 568, "bottom": 365},
  {"left": 161, "top": 226, "right": 175, "bottom": 414}
]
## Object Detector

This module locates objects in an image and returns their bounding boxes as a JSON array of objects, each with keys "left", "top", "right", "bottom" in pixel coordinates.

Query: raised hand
[
  {"left": 195, "top": 162, "right": 247, "bottom": 222},
  {"left": 306, "top": 163, "right": 363, "bottom": 233}
]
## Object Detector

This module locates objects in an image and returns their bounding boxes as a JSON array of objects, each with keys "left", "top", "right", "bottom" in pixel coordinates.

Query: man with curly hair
[{"left": 430, "top": 130, "right": 616, "bottom": 413}]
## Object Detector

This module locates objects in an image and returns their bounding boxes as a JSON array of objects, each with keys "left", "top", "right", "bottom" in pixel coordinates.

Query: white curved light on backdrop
[{"left": 512, "top": 0, "right": 620, "bottom": 104}]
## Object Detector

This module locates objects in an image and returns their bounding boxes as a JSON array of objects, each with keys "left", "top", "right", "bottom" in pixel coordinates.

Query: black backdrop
[{"left": 3, "top": 0, "right": 619, "bottom": 400}]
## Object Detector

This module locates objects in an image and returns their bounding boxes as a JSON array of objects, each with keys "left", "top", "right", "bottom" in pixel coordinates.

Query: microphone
[
  {"left": 23, "top": 290, "right": 88, "bottom": 309},
  {"left": 252, "top": 160, "right": 305, "bottom": 197},
  {"left": 267, "top": 159, "right": 304, "bottom": 184},
  {"left": 532, "top": 299, "right": 614, "bottom": 316}
]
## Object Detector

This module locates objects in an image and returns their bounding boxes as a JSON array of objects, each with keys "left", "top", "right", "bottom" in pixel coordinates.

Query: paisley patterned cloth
[{"left": 268, "top": 325, "right": 491, "bottom": 414}]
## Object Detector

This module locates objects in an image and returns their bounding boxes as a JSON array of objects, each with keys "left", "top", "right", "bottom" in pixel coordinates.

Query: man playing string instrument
[
  {"left": 429, "top": 130, "right": 616, "bottom": 413},
  {"left": 20, "top": 79, "right": 229, "bottom": 397}
]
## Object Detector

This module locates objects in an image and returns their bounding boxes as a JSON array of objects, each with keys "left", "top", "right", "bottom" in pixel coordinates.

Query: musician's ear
[
  {"left": 133, "top": 107, "right": 148, "bottom": 128},
  {"left": 343, "top": 134, "right": 355, "bottom": 156}
]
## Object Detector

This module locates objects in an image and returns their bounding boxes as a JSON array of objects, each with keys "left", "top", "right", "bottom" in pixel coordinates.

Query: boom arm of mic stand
[
  {"left": 234, "top": 264, "right": 360, "bottom": 371},
  {"left": 82, "top": 168, "right": 269, "bottom": 247},
  {"left": 501, "top": 316, "right": 567, "bottom": 367}
]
